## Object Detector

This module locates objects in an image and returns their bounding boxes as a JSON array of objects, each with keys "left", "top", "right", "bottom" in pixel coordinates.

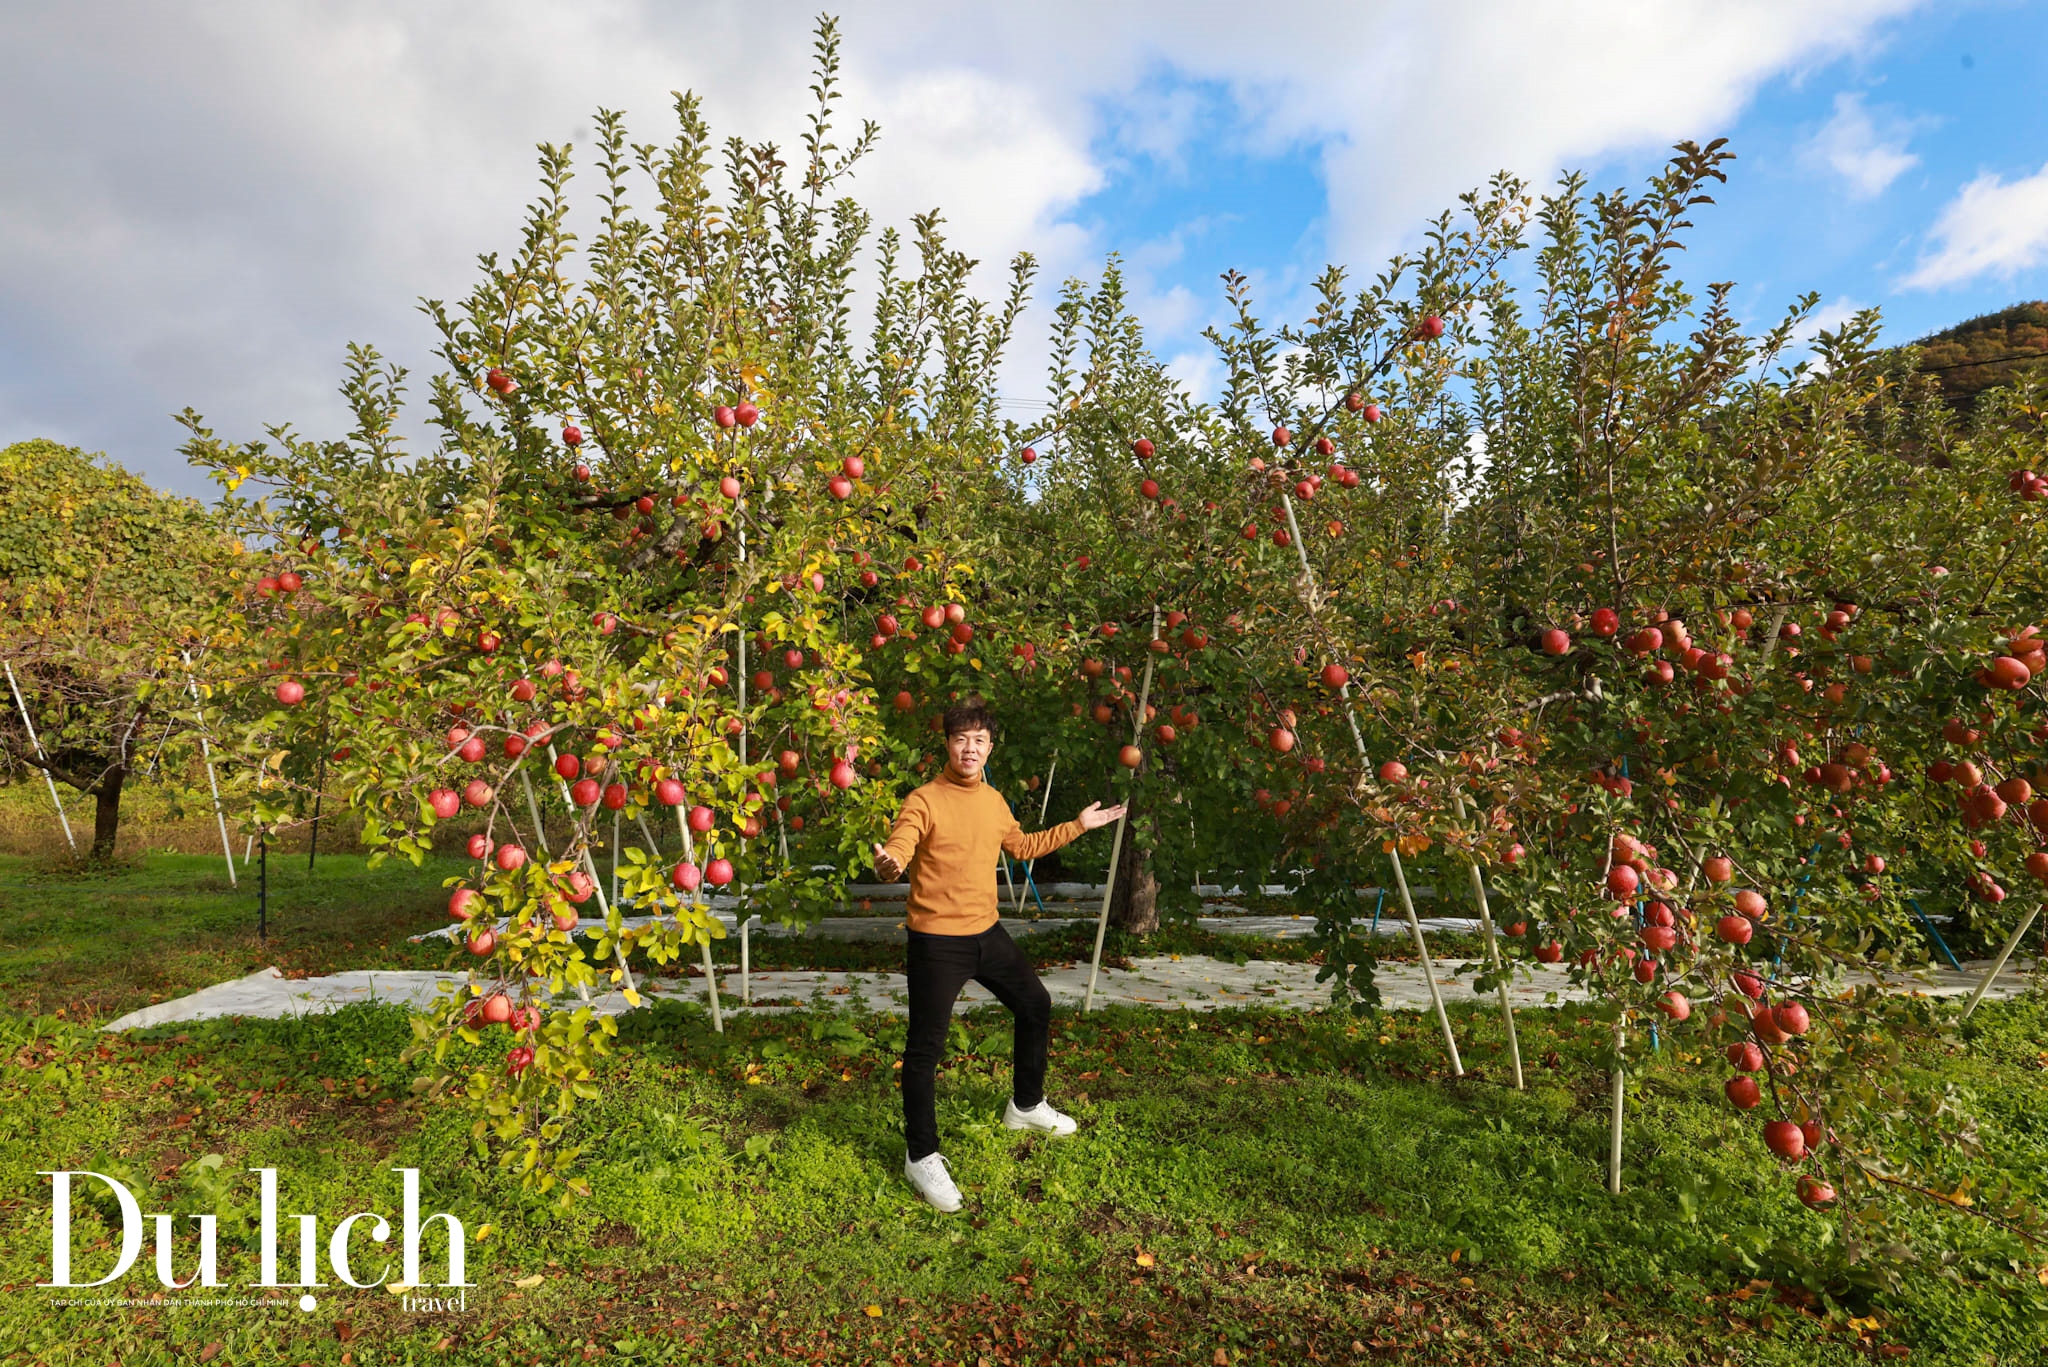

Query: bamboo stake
[
  {"left": 180, "top": 650, "right": 236, "bottom": 888},
  {"left": 1084, "top": 607, "right": 1160, "bottom": 1013},
  {"left": 1960, "top": 904, "right": 2041, "bottom": 1020},
  {"left": 5, "top": 661, "right": 76, "bottom": 854},
  {"left": 1277, "top": 492, "right": 1462, "bottom": 1072},
  {"left": 1453, "top": 790, "right": 1523, "bottom": 1089}
]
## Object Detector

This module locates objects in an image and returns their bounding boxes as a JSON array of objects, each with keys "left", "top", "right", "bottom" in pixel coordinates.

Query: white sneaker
[
  {"left": 1002, "top": 1098, "right": 1078, "bottom": 1136},
  {"left": 903, "top": 1152, "right": 963, "bottom": 1213}
]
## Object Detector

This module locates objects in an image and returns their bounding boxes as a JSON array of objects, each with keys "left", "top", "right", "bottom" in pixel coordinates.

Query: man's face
[{"left": 944, "top": 726, "right": 993, "bottom": 780}]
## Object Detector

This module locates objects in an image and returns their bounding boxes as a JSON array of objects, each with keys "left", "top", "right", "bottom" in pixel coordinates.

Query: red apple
[
  {"left": 1772, "top": 1002, "right": 1810, "bottom": 1036},
  {"left": 483, "top": 993, "right": 513, "bottom": 1024},
  {"left": 1727, "top": 1041, "right": 1764, "bottom": 1071},
  {"left": 714, "top": 405, "right": 736, "bottom": 428},
  {"left": 571, "top": 778, "right": 600, "bottom": 807},
  {"left": 1020, "top": 447, "right": 1037, "bottom": 464},
  {"left": 672, "top": 861, "right": 702, "bottom": 891},
  {"left": 1541, "top": 629, "right": 1570, "bottom": 656},
  {"left": 1606, "top": 865, "right": 1639, "bottom": 898},
  {"left": 687, "top": 805, "right": 716, "bottom": 833},
  {"left": 1320, "top": 663, "right": 1350, "bottom": 690},
  {"left": 828, "top": 475, "right": 853, "bottom": 500},
  {"left": 1704, "top": 855, "right": 1733, "bottom": 884},
  {"left": 1378, "top": 761, "right": 1407, "bottom": 783},
  {"left": 275, "top": 679, "right": 305, "bottom": 706},
  {"left": 1734, "top": 889, "right": 1767, "bottom": 918},
  {"left": 830, "top": 758, "right": 856, "bottom": 789},
  {"left": 1797, "top": 1176, "right": 1836, "bottom": 1209},
  {"left": 1268, "top": 728, "right": 1296, "bottom": 754},
  {"left": 1725, "top": 1076, "right": 1761, "bottom": 1110},
  {"left": 449, "top": 888, "right": 480, "bottom": 920},
  {"left": 734, "top": 402, "right": 759, "bottom": 428},
  {"left": 1763, "top": 1120, "right": 1805, "bottom": 1160},
  {"left": 562, "top": 424, "right": 583, "bottom": 447},
  {"left": 1716, "top": 914, "right": 1754, "bottom": 945},
  {"left": 495, "top": 843, "right": 526, "bottom": 872},
  {"left": 1119, "top": 745, "right": 1143, "bottom": 769},
  {"left": 1132, "top": 437, "right": 1154, "bottom": 459},
  {"left": 719, "top": 475, "right": 741, "bottom": 499},
  {"left": 1658, "top": 991, "right": 1689, "bottom": 1020},
  {"left": 1417, "top": 314, "right": 1445, "bottom": 339},
  {"left": 429, "top": 788, "right": 461, "bottom": 819},
  {"left": 602, "top": 783, "right": 628, "bottom": 810},
  {"left": 705, "top": 858, "right": 735, "bottom": 886},
  {"left": 468, "top": 927, "right": 497, "bottom": 956},
  {"left": 1272, "top": 426, "right": 1291, "bottom": 448},
  {"left": 485, "top": 367, "right": 514, "bottom": 393}
]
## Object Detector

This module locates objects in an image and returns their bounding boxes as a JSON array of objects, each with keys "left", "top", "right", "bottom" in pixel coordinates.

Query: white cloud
[
  {"left": 1900, "top": 161, "right": 2048, "bottom": 290},
  {"left": 0, "top": 0, "right": 1929, "bottom": 490},
  {"left": 1805, "top": 92, "right": 1919, "bottom": 197}
]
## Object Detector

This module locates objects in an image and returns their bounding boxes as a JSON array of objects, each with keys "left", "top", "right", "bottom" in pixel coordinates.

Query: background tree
[{"left": 0, "top": 439, "right": 237, "bottom": 858}]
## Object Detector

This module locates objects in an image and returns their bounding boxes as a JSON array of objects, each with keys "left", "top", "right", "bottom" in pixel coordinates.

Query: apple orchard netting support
[
  {"left": 1277, "top": 489, "right": 1463, "bottom": 1075},
  {"left": 1084, "top": 607, "right": 1161, "bottom": 1013}
]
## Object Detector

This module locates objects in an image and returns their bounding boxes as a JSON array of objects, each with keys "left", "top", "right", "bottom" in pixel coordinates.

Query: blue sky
[
  {"left": 2, "top": 2, "right": 2044, "bottom": 494},
  {"left": 1064, "top": 1, "right": 2048, "bottom": 389}
]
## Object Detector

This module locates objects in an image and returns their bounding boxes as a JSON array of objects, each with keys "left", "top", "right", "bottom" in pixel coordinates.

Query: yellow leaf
[
  {"left": 863, "top": 1304, "right": 882, "bottom": 1318},
  {"left": 475, "top": 1224, "right": 492, "bottom": 1243},
  {"left": 1134, "top": 1252, "right": 1155, "bottom": 1268},
  {"left": 623, "top": 987, "right": 642, "bottom": 1007},
  {"left": 514, "top": 1273, "right": 544, "bottom": 1289}
]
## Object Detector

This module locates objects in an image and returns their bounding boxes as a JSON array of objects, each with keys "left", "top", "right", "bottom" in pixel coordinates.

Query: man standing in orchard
[{"left": 873, "top": 696, "right": 1124, "bottom": 1213}]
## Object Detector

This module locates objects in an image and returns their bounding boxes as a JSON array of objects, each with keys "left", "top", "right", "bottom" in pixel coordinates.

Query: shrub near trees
[{"left": 174, "top": 28, "right": 2047, "bottom": 1295}]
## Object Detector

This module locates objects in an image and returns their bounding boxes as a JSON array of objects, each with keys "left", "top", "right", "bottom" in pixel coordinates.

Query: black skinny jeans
[{"left": 902, "top": 922, "right": 1051, "bottom": 1161}]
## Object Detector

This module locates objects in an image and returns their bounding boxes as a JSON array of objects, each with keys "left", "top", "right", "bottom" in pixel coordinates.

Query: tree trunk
[
  {"left": 90, "top": 771, "right": 124, "bottom": 861},
  {"left": 1108, "top": 829, "right": 1159, "bottom": 935}
]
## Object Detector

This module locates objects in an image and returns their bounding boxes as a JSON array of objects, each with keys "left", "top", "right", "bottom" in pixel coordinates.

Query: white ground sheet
[{"left": 104, "top": 950, "right": 2035, "bottom": 1032}]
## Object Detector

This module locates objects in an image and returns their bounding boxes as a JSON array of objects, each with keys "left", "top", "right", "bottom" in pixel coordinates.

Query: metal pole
[
  {"left": 1277, "top": 492, "right": 1461, "bottom": 1072},
  {"left": 180, "top": 650, "right": 236, "bottom": 888},
  {"left": 4, "top": 661, "right": 76, "bottom": 854},
  {"left": 258, "top": 835, "right": 268, "bottom": 942},
  {"left": 1085, "top": 607, "right": 1160, "bottom": 1013},
  {"left": 1454, "top": 791, "right": 1524, "bottom": 1088},
  {"left": 1960, "top": 904, "right": 2041, "bottom": 1020}
]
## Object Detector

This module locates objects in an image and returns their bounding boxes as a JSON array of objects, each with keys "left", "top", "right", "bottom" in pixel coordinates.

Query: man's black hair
[{"left": 941, "top": 694, "right": 997, "bottom": 738}]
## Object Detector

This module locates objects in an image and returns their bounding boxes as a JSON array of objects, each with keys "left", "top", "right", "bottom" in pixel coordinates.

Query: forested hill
[{"left": 1908, "top": 300, "right": 2048, "bottom": 404}]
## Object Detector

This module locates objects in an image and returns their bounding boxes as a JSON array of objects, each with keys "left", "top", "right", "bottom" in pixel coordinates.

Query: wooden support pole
[
  {"left": 1961, "top": 904, "right": 2040, "bottom": 1020},
  {"left": 1085, "top": 607, "right": 1160, "bottom": 1013},
  {"left": 180, "top": 651, "right": 236, "bottom": 888},
  {"left": 674, "top": 804, "right": 721, "bottom": 1031},
  {"left": 5, "top": 662, "right": 76, "bottom": 854},
  {"left": 1278, "top": 493, "right": 1462, "bottom": 1073},
  {"left": 1453, "top": 791, "right": 1523, "bottom": 1089}
]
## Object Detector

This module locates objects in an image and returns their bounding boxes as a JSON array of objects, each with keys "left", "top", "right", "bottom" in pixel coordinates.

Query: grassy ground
[{"left": 1, "top": 855, "right": 2044, "bottom": 1365}]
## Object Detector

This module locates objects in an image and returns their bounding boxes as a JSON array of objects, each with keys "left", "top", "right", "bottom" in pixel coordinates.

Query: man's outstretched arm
[
  {"left": 872, "top": 794, "right": 930, "bottom": 882},
  {"left": 1002, "top": 801, "right": 1126, "bottom": 862}
]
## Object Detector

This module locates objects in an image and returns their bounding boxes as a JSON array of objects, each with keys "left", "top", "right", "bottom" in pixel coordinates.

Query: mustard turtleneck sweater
[{"left": 879, "top": 769, "right": 1084, "bottom": 935}]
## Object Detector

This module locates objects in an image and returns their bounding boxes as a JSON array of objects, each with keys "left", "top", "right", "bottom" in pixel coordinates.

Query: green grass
[{"left": 1, "top": 855, "right": 2044, "bottom": 1365}]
